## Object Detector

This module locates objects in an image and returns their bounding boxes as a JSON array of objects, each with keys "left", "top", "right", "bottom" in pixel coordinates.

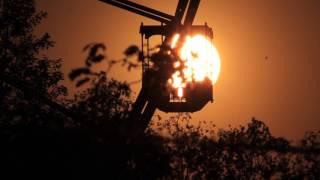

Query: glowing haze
[
  {"left": 37, "top": 0, "right": 320, "bottom": 140},
  {"left": 169, "top": 34, "right": 221, "bottom": 98}
]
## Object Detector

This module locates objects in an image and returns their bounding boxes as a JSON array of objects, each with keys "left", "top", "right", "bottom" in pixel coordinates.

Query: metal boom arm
[{"left": 99, "top": 0, "right": 174, "bottom": 24}]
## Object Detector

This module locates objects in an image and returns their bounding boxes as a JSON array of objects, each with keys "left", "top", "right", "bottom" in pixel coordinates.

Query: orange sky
[{"left": 36, "top": 0, "right": 320, "bottom": 141}]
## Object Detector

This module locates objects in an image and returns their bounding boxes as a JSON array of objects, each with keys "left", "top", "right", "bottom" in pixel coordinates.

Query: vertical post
[
  {"left": 183, "top": 0, "right": 200, "bottom": 26},
  {"left": 161, "top": 22, "right": 164, "bottom": 43},
  {"left": 147, "top": 38, "right": 150, "bottom": 68},
  {"left": 141, "top": 23, "right": 145, "bottom": 80}
]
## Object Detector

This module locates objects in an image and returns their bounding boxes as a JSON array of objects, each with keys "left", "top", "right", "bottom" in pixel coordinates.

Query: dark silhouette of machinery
[{"left": 99, "top": 0, "right": 215, "bottom": 135}]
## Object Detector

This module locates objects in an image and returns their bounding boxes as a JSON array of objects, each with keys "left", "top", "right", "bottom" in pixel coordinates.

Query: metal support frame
[{"left": 99, "top": 0, "right": 205, "bottom": 138}]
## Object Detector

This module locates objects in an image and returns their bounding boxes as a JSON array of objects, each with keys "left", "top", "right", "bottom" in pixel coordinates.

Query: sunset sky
[{"left": 36, "top": 0, "right": 320, "bottom": 141}]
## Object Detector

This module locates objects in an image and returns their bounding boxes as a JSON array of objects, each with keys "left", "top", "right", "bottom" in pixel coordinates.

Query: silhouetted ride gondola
[{"left": 99, "top": 0, "right": 218, "bottom": 135}]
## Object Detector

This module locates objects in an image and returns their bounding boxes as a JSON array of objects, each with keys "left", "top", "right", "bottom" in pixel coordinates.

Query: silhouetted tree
[
  {"left": 63, "top": 43, "right": 173, "bottom": 178},
  {"left": 0, "top": 1, "right": 71, "bottom": 177},
  {"left": 0, "top": 0, "right": 67, "bottom": 128},
  {"left": 149, "top": 115, "right": 320, "bottom": 179}
]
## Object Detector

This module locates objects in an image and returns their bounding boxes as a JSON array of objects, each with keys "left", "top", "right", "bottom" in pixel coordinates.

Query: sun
[
  {"left": 180, "top": 34, "right": 221, "bottom": 84},
  {"left": 169, "top": 34, "right": 221, "bottom": 98}
]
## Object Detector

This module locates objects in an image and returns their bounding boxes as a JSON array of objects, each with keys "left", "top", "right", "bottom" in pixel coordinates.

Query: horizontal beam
[
  {"left": 116, "top": 0, "right": 173, "bottom": 20},
  {"left": 140, "top": 24, "right": 213, "bottom": 39},
  {"left": 99, "top": 0, "right": 172, "bottom": 24}
]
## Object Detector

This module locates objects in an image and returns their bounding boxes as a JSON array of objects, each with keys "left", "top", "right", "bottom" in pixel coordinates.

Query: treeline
[{"left": 0, "top": 0, "right": 319, "bottom": 179}]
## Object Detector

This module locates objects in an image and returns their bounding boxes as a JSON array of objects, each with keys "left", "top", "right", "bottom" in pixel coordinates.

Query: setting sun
[{"left": 169, "top": 34, "right": 221, "bottom": 97}]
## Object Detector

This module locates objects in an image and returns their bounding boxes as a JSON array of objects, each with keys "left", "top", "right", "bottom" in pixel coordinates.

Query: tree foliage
[
  {"left": 0, "top": 0, "right": 67, "bottom": 127},
  {"left": 149, "top": 115, "right": 320, "bottom": 179}
]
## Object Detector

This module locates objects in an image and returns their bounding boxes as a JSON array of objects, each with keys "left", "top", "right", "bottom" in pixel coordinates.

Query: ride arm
[
  {"left": 99, "top": 0, "right": 173, "bottom": 24},
  {"left": 183, "top": 0, "right": 200, "bottom": 26}
]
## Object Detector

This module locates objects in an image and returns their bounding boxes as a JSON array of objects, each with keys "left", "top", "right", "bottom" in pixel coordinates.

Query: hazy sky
[{"left": 36, "top": 0, "right": 320, "bottom": 141}]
